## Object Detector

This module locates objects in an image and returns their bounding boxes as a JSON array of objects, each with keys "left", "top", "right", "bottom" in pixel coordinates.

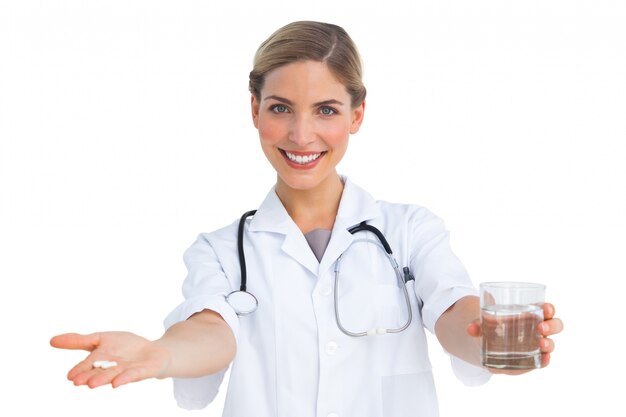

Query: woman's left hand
[{"left": 466, "top": 303, "right": 564, "bottom": 375}]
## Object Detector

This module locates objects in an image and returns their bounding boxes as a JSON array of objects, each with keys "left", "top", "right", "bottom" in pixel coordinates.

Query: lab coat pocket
[
  {"left": 339, "top": 284, "right": 408, "bottom": 334},
  {"left": 375, "top": 284, "right": 411, "bottom": 330},
  {"left": 381, "top": 371, "right": 439, "bottom": 417}
]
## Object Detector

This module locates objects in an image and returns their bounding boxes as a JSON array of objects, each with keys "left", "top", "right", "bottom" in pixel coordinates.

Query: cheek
[
  {"left": 257, "top": 119, "right": 285, "bottom": 144},
  {"left": 319, "top": 120, "right": 351, "bottom": 146}
]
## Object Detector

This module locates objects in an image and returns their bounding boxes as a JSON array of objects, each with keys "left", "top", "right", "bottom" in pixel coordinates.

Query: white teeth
[{"left": 284, "top": 151, "right": 322, "bottom": 164}]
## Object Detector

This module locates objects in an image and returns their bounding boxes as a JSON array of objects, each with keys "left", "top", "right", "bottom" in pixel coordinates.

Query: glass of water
[{"left": 480, "top": 282, "right": 545, "bottom": 370}]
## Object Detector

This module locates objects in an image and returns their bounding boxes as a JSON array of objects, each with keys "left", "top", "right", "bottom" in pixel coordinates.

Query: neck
[{"left": 275, "top": 173, "right": 344, "bottom": 234}]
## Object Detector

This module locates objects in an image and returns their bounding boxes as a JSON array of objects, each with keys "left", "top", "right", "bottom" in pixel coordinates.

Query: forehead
[{"left": 261, "top": 60, "right": 349, "bottom": 101}]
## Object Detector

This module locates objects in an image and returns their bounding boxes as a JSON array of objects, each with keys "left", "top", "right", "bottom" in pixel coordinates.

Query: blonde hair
[{"left": 249, "top": 21, "right": 366, "bottom": 108}]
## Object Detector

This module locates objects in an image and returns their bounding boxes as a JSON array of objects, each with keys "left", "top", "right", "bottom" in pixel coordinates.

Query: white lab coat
[{"left": 164, "top": 177, "right": 490, "bottom": 417}]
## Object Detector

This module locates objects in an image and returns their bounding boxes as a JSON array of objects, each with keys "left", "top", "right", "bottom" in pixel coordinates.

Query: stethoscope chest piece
[{"left": 227, "top": 290, "right": 258, "bottom": 315}]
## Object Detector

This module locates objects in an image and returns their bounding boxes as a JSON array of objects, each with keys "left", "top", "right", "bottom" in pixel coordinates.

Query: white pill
[{"left": 93, "top": 360, "right": 118, "bottom": 369}]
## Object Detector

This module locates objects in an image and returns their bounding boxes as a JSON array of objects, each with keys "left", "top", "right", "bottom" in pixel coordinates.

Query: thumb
[
  {"left": 50, "top": 333, "right": 101, "bottom": 351},
  {"left": 466, "top": 320, "right": 481, "bottom": 338}
]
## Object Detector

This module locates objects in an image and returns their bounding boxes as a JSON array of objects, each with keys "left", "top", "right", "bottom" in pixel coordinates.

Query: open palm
[{"left": 50, "top": 331, "right": 169, "bottom": 388}]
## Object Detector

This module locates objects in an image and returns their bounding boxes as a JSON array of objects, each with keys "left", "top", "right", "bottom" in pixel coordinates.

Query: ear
[
  {"left": 349, "top": 100, "right": 365, "bottom": 134},
  {"left": 251, "top": 95, "right": 260, "bottom": 129}
]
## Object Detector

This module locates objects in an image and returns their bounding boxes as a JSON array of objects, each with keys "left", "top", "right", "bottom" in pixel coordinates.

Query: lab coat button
[
  {"left": 325, "top": 341, "right": 339, "bottom": 355},
  {"left": 319, "top": 285, "right": 332, "bottom": 296}
]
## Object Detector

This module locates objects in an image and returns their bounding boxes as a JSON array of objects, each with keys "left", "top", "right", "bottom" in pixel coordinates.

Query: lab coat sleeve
[
  {"left": 163, "top": 233, "right": 239, "bottom": 410},
  {"left": 449, "top": 355, "right": 492, "bottom": 386},
  {"left": 408, "top": 208, "right": 491, "bottom": 385},
  {"left": 409, "top": 208, "right": 476, "bottom": 334}
]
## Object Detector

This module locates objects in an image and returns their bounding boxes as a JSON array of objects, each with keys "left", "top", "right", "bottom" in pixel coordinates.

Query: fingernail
[{"left": 541, "top": 323, "right": 549, "bottom": 333}]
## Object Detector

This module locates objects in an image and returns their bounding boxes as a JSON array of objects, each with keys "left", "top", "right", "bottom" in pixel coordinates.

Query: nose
[{"left": 288, "top": 115, "right": 315, "bottom": 147}]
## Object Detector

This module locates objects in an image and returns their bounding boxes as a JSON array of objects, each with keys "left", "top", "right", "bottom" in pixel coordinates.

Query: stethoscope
[{"left": 226, "top": 210, "right": 414, "bottom": 337}]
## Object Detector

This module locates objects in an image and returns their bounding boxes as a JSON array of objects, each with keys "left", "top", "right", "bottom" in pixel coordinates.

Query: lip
[{"left": 279, "top": 149, "right": 326, "bottom": 170}]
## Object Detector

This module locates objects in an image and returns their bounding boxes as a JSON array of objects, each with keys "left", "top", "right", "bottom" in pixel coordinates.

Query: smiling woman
[
  {"left": 252, "top": 60, "right": 364, "bottom": 203},
  {"left": 249, "top": 21, "right": 366, "bottom": 211},
  {"left": 50, "top": 20, "right": 563, "bottom": 417}
]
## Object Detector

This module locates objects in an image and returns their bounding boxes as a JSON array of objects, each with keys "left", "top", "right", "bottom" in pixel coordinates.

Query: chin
[
  {"left": 279, "top": 175, "right": 321, "bottom": 191},
  {"left": 277, "top": 167, "right": 338, "bottom": 191}
]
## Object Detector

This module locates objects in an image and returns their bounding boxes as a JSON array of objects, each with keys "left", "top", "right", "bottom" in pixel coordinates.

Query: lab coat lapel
[
  {"left": 319, "top": 178, "right": 382, "bottom": 273},
  {"left": 280, "top": 229, "right": 320, "bottom": 276},
  {"left": 248, "top": 178, "right": 382, "bottom": 277},
  {"left": 248, "top": 187, "right": 320, "bottom": 276}
]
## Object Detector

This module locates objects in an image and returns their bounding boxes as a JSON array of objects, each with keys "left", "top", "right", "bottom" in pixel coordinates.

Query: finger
[
  {"left": 539, "top": 337, "right": 555, "bottom": 353},
  {"left": 50, "top": 333, "right": 101, "bottom": 351},
  {"left": 538, "top": 318, "right": 564, "bottom": 336},
  {"left": 483, "top": 291, "right": 496, "bottom": 306},
  {"left": 68, "top": 354, "right": 117, "bottom": 381},
  {"left": 87, "top": 366, "right": 123, "bottom": 389},
  {"left": 67, "top": 357, "right": 96, "bottom": 381},
  {"left": 466, "top": 321, "right": 481, "bottom": 337},
  {"left": 541, "top": 351, "right": 551, "bottom": 368},
  {"left": 111, "top": 366, "right": 152, "bottom": 388},
  {"left": 542, "top": 303, "right": 555, "bottom": 320},
  {"left": 71, "top": 366, "right": 102, "bottom": 386},
  {"left": 71, "top": 357, "right": 123, "bottom": 387}
]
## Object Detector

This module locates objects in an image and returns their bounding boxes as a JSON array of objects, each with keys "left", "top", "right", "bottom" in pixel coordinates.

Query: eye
[
  {"left": 319, "top": 106, "right": 337, "bottom": 116},
  {"left": 270, "top": 104, "right": 289, "bottom": 114}
]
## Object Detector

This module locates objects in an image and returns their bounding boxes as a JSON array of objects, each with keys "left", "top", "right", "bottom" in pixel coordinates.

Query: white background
[{"left": 1, "top": 0, "right": 624, "bottom": 416}]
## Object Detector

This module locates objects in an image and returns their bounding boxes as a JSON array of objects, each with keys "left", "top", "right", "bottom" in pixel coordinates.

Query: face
[{"left": 251, "top": 60, "right": 365, "bottom": 192}]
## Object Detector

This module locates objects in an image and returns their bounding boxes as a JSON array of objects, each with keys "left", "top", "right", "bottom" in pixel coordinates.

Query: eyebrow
[{"left": 264, "top": 95, "right": 345, "bottom": 107}]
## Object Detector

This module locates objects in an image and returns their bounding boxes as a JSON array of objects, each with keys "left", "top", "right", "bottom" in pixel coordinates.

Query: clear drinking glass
[{"left": 480, "top": 282, "right": 545, "bottom": 369}]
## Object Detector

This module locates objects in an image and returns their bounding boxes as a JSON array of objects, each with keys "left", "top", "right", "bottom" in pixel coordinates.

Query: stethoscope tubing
[
  {"left": 333, "top": 241, "right": 413, "bottom": 337},
  {"left": 231, "top": 210, "right": 414, "bottom": 336},
  {"left": 237, "top": 209, "right": 257, "bottom": 292}
]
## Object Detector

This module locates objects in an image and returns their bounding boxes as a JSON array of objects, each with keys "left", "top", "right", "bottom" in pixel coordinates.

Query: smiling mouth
[{"left": 280, "top": 149, "right": 326, "bottom": 165}]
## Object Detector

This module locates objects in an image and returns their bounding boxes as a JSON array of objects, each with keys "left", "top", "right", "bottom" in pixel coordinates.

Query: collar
[
  {"left": 246, "top": 176, "right": 382, "bottom": 275},
  {"left": 248, "top": 175, "right": 382, "bottom": 234}
]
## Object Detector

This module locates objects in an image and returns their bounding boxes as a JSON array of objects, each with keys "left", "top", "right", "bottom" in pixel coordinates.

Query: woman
[{"left": 51, "top": 21, "right": 563, "bottom": 417}]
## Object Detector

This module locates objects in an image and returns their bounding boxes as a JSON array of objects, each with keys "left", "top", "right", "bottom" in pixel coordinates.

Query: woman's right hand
[{"left": 50, "top": 331, "right": 170, "bottom": 389}]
